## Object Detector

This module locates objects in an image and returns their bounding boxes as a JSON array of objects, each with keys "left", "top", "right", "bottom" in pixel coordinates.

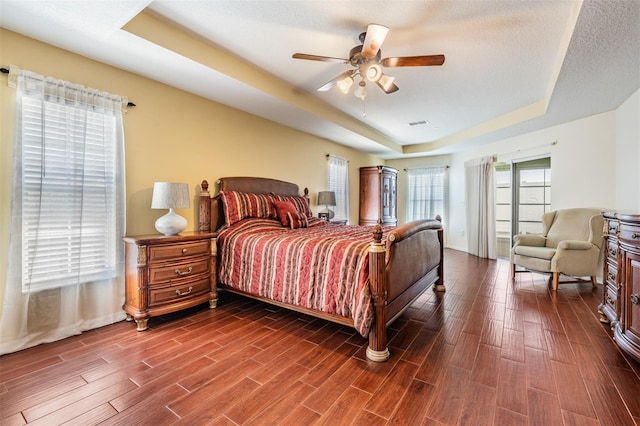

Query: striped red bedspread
[{"left": 217, "top": 218, "right": 390, "bottom": 336}]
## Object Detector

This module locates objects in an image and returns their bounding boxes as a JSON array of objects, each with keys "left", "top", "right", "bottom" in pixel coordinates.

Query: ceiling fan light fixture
[
  {"left": 337, "top": 76, "right": 353, "bottom": 94},
  {"left": 354, "top": 80, "right": 367, "bottom": 100},
  {"left": 378, "top": 74, "right": 396, "bottom": 92},
  {"left": 366, "top": 64, "right": 382, "bottom": 82}
]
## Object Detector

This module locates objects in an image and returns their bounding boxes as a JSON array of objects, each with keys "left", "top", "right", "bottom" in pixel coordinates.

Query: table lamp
[
  {"left": 317, "top": 191, "right": 336, "bottom": 219},
  {"left": 151, "top": 182, "right": 190, "bottom": 235}
]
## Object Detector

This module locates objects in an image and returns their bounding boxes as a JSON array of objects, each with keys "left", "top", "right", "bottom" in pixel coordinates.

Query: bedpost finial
[
  {"left": 303, "top": 187, "right": 309, "bottom": 196},
  {"left": 372, "top": 224, "right": 383, "bottom": 243},
  {"left": 201, "top": 180, "right": 209, "bottom": 192},
  {"left": 435, "top": 214, "right": 442, "bottom": 222}
]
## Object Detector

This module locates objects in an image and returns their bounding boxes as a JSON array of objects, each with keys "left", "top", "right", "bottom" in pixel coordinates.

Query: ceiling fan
[{"left": 292, "top": 23, "right": 445, "bottom": 99}]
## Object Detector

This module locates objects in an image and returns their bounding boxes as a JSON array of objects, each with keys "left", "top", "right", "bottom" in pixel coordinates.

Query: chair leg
[
  {"left": 511, "top": 262, "right": 516, "bottom": 279},
  {"left": 552, "top": 272, "right": 559, "bottom": 291},
  {"left": 591, "top": 276, "right": 598, "bottom": 287}
]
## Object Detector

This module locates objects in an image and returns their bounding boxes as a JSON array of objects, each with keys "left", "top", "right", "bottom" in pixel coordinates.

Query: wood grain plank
[
  {"left": 496, "top": 358, "right": 527, "bottom": 415},
  {"left": 551, "top": 360, "right": 596, "bottom": 418}
]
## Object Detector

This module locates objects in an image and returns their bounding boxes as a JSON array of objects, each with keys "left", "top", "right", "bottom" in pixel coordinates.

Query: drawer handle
[
  {"left": 609, "top": 226, "right": 616, "bottom": 232},
  {"left": 632, "top": 233, "right": 640, "bottom": 240},
  {"left": 175, "top": 267, "right": 193, "bottom": 276},
  {"left": 182, "top": 248, "right": 188, "bottom": 254},
  {"left": 632, "top": 294, "right": 640, "bottom": 305},
  {"left": 176, "top": 286, "right": 193, "bottom": 297},
  {"left": 606, "top": 296, "right": 614, "bottom": 305},
  {"left": 608, "top": 272, "right": 616, "bottom": 281}
]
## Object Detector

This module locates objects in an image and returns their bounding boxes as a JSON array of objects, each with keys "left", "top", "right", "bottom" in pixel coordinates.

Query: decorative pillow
[
  {"left": 287, "top": 211, "right": 309, "bottom": 229},
  {"left": 273, "top": 200, "right": 298, "bottom": 227},
  {"left": 272, "top": 194, "right": 312, "bottom": 218},
  {"left": 220, "top": 190, "right": 276, "bottom": 226}
]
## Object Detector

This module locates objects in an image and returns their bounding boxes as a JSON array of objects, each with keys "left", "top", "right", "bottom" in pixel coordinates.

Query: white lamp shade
[
  {"left": 151, "top": 182, "right": 190, "bottom": 209},
  {"left": 151, "top": 182, "right": 190, "bottom": 235}
]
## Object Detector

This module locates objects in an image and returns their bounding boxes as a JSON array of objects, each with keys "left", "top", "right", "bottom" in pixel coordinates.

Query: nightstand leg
[
  {"left": 125, "top": 313, "right": 134, "bottom": 322},
  {"left": 209, "top": 298, "right": 218, "bottom": 309}
]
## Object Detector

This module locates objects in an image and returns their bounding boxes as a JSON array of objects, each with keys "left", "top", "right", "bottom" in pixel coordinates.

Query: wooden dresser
[
  {"left": 599, "top": 212, "right": 640, "bottom": 362},
  {"left": 122, "top": 231, "right": 217, "bottom": 331},
  {"left": 359, "top": 165, "right": 398, "bottom": 226}
]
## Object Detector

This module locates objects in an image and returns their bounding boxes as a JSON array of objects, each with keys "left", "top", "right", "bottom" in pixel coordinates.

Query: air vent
[{"left": 408, "top": 120, "right": 428, "bottom": 127}]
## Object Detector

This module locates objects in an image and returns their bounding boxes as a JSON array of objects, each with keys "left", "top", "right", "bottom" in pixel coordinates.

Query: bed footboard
[{"left": 367, "top": 217, "right": 444, "bottom": 362}]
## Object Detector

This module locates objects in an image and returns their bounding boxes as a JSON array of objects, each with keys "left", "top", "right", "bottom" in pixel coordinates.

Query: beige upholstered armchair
[{"left": 510, "top": 208, "right": 604, "bottom": 290}]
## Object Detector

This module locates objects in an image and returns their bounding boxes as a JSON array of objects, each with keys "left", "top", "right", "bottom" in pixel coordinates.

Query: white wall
[
  {"left": 615, "top": 89, "right": 640, "bottom": 211},
  {"left": 446, "top": 110, "right": 618, "bottom": 252}
]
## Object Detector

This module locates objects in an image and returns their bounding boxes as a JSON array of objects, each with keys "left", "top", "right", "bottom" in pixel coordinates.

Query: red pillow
[
  {"left": 273, "top": 200, "right": 309, "bottom": 229},
  {"left": 287, "top": 211, "right": 309, "bottom": 229},
  {"left": 220, "top": 190, "right": 276, "bottom": 225},
  {"left": 273, "top": 200, "right": 298, "bottom": 227},
  {"left": 272, "top": 194, "right": 312, "bottom": 218}
]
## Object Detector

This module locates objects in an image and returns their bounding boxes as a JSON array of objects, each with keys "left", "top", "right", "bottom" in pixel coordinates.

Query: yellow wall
[{"left": 0, "top": 29, "right": 383, "bottom": 301}]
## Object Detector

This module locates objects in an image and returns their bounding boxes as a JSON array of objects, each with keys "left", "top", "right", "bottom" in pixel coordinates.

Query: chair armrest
[
  {"left": 557, "top": 240, "right": 593, "bottom": 250},
  {"left": 513, "top": 234, "right": 546, "bottom": 247}
]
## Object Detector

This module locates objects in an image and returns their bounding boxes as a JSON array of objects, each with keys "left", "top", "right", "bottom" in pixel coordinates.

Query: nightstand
[{"left": 122, "top": 231, "right": 217, "bottom": 331}]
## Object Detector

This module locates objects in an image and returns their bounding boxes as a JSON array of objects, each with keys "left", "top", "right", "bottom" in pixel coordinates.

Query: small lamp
[
  {"left": 317, "top": 191, "right": 336, "bottom": 220},
  {"left": 151, "top": 182, "right": 190, "bottom": 235}
]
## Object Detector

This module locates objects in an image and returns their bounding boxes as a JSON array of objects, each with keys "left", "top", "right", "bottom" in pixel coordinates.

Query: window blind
[
  {"left": 327, "top": 155, "right": 349, "bottom": 221},
  {"left": 20, "top": 97, "right": 119, "bottom": 291},
  {"left": 406, "top": 167, "right": 445, "bottom": 222}
]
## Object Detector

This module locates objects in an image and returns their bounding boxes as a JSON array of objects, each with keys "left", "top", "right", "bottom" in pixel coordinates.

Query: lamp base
[
  {"left": 320, "top": 206, "right": 335, "bottom": 219},
  {"left": 155, "top": 208, "right": 188, "bottom": 236}
]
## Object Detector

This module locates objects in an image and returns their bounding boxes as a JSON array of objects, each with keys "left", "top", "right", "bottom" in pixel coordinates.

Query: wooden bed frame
[{"left": 198, "top": 177, "right": 445, "bottom": 362}]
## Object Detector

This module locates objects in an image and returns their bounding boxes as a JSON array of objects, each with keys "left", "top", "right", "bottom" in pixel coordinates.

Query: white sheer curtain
[
  {"left": 327, "top": 154, "right": 349, "bottom": 221},
  {"left": 406, "top": 167, "right": 446, "bottom": 222},
  {"left": 1, "top": 67, "right": 126, "bottom": 355},
  {"left": 464, "top": 156, "right": 497, "bottom": 259}
]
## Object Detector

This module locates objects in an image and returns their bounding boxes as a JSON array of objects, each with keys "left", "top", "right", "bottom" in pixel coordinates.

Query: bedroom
[{"left": 1, "top": 0, "right": 639, "bottom": 424}]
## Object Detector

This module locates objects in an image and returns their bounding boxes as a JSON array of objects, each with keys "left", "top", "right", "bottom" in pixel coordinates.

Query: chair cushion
[{"left": 513, "top": 245, "right": 556, "bottom": 260}]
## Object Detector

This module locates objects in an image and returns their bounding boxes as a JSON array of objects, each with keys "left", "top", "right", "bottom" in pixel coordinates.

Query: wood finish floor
[{"left": 1, "top": 249, "right": 639, "bottom": 425}]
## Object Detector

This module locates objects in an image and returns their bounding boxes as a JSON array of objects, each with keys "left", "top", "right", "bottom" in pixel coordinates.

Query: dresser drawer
[
  {"left": 619, "top": 223, "right": 640, "bottom": 245},
  {"left": 606, "top": 219, "right": 619, "bottom": 236},
  {"left": 149, "top": 258, "right": 209, "bottom": 285},
  {"left": 604, "top": 285, "right": 620, "bottom": 319},
  {"left": 604, "top": 261, "right": 618, "bottom": 287},
  {"left": 148, "top": 240, "right": 210, "bottom": 263},
  {"left": 148, "top": 277, "right": 211, "bottom": 307},
  {"left": 606, "top": 240, "right": 619, "bottom": 263}
]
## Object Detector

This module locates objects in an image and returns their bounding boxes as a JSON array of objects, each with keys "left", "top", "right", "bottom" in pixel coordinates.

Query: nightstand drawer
[
  {"left": 149, "top": 258, "right": 209, "bottom": 284},
  {"left": 148, "top": 240, "right": 210, "bottom": 263},
  {"left": 148, "top": 277, "right": 211, "bottom": 307}
]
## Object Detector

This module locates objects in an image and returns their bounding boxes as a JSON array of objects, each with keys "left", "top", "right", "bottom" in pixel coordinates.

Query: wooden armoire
[{"left": 359, "top": 166, "right": 398, "bottom": 226}]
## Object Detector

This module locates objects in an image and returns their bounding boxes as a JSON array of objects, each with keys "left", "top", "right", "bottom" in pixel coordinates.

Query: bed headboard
[{"left": 198, "top": 177, "right": 307, "bottom": 232}]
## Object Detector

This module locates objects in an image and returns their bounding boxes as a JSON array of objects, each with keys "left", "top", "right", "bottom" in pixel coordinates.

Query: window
[
  {"left": 494, "top": 163, "right": 512, "bottom": 258},
  {"left": 327, "top": 155, "right": 349, "bottom": 221},
  {"left": 513, "top": 158, "right": 551, "bottom": 235},
  {"left": 14, "top": 71, "right": 125, "bottom": 292},
  {"left": 406, "top": 167, "right": 446, "bottom": 222}
]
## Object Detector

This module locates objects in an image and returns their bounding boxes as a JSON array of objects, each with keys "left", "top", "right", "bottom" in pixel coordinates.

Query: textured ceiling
[{"left": 1, "top": 0, "right": 638, "bottom": 158}]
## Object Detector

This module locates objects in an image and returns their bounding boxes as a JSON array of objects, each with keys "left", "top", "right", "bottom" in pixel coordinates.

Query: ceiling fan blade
[
  {"left": 317, "top": 70, "right": 355, "bottom": 92},
  {"left": 381, "top": 54, "right": 445, "bottom": 67},
  {"left": 376, "top": 74, "right": 399, "bottom": 94},
  {"left": 292, "top": 53, "right": 349, "bottom": 64},
  {"left": 361, "top": 24, "right": 389, "bottom": 59}
]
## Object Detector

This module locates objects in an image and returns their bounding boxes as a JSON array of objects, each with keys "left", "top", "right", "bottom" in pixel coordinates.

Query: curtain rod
[{"left": 1, "top": 66, "right": 136, "bottom": 107}]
